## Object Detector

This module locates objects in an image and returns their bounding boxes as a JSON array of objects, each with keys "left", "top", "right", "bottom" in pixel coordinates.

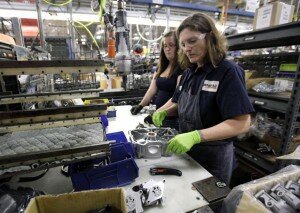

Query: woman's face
[
  {"left": 163, "top": 36, "right": 177, "bottom": 62},
  {"left": 179, "top": 28, "right": 207, "bottom": 65}
]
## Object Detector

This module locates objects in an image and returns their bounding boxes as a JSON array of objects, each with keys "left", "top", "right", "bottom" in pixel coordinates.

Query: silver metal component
[
  {"left": 255, "top": 189, "right": 293, "bottom": 213},
  {"left": 271, "top": 183, "right": 300, "bottom": 210},
  {"left": 128, "top": 128, "right": 178, "bottom": 159},
  {"left": 142, "top": 179, "right": 166, "bottom": 207},
  {"left": 126, "top": 179, "right": 166, "bottom": 212},
  {"left": 115, "top": 0, "right": 131, "bottom": 75},
  {"left": 285, "top": 180, "right": 300, "bottom": 197},
  {"left": 126, "top": 188, "right": 143, "bottom": 213}
]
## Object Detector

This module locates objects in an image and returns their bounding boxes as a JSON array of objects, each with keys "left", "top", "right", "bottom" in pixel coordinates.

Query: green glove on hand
[
  {"left": 167, "top": 130, "right": 201, "bottom": 154},
  {"left": 152, "top": 110, "right": 167, "bottom": 127}
]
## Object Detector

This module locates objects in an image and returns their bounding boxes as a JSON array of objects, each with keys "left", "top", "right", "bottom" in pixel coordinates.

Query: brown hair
[
  {"left": 155, "top": 31, "right": 180, "bottom": 78},
  {"left": 177, "top": 13, "right": 227, "bottom": 68}
]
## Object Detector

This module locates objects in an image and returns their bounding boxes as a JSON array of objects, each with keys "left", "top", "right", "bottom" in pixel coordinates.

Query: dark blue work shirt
[
  {"left": 155, "top": 67, "right": 182, "bottom": 108},
  {"left": 172, "top": 59, "right": 254, "bottom": 129}
]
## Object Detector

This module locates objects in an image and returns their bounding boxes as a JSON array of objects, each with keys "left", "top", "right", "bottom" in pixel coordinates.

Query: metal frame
[
  {"left": 0, "top": 89, "right": 103, "bottom": 104},
  {"left": 0, "top": 60, "right": 104, "bottom": 75},
  {"left": 0, "top": 142, "right": 111, "bottom": 179}
]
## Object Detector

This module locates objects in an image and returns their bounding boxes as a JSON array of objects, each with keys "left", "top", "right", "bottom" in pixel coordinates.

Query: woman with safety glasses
[
  {"left": 152, "top": 13, "right": 254, "bottom": 184},
  {"left": 130, "top": 31, "right": 183, "bottom": 129}
]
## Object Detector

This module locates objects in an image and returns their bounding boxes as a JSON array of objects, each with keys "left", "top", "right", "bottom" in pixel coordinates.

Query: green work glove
[
  {"left": 152, "top": 110, "right": 167, "bottom": 127},
  {"left": 166, "top": 130, "right": 201, "bottom": 154}
]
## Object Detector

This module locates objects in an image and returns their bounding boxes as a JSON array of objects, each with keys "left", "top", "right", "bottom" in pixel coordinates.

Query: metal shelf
[
  {"left": 0, "top": 89, "right": 103, "bottom": 105},
  {"left": 235, "top": 140, "right": 277, "bottom": 173},
  {"left": 227, "top": 22, "right": 300, "bottom": 51},
  {"left": 0, "top": 60, "right": 105, "bottom": 75},
  {"left": 248, "top": 91, "right": 290, "bottom": 113},
  {"left": 228, "top": 22, "right": 300, "bottom": 170}
]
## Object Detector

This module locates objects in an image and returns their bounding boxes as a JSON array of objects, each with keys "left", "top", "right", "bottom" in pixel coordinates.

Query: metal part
[
  {"left": 142, "top": 179, "right": 165, "bottom": 206},
  {"left": 126, "top": 188, "right": 143, "bottom": 213},
  {"left": 271, "top": 183, "right": 300, "bottom": 210},
  {"left": 35, "top": 0, "right": 46, "bottom": 49},
  {"left": 126, "top": 179, "right": 166, "bottom": 212},
  {"left": 286, "top": 180, "right": 300, "bottom": 197},
  {"left": 112, "top": 0, "right": 132, "bottom": 91},
  {"left": 0, "top": 60, "right": 104, "bottom": 75},
  {"left": 0, "top": 89, "right": 102, "bottom": 105},
  {"left": 0, "top": 143, "right": 110, "bottom": 178},
  {"left": 0, "top": 104, "right": 107, "bottom": 133},
  {"left": 128, "top": 128, "right": 177, "bottom": 159},
  {"left": 255, "top": 189, "right": 296, "bottom": 213}
]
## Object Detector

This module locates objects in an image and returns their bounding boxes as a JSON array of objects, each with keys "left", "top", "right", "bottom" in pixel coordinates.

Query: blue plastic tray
[{"left": 69, "top": 142, "right": 138, "bottom": 191}]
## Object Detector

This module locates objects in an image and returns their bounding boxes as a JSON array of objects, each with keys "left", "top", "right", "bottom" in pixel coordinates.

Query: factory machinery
[
  {"left": 0, "top": 0, "right": 135, "bottom": 179},
  {"left": 0, "top": 59, "right": 111, "bottom": 179}
]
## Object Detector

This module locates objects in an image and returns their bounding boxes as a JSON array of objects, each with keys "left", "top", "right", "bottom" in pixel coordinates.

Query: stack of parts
[{"left": 223, "top": 165, "right": 300, "bottom": 213}]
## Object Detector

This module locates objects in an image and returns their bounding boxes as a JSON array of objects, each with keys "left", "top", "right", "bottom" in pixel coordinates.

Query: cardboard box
[
  {"left": 253, "top": 2, "right": 294, "bottom": 30},
  {"left": 25, "top": 188, "right": 126, "bottom": 213}
]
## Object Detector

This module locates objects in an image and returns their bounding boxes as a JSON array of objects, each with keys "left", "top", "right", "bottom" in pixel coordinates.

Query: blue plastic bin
[
  {"left": 106, "top": 131, "right": 135, "bottom": 158},
  {"left": 69, "top": 143, "right": 138, "bottom": 191}
]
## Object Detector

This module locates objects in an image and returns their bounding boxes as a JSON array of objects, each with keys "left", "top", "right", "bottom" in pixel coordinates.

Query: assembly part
[
  {"left": 125, "top": 188, "right": 143, "bottom": 213},
  {"left": 255, "top": 189, "right": 296, "bottom": 213},
  {"left": 285, "top": 180, "right": 300, "bottom": 197},
  {"left": 271, "top": 183, "right": 300, "bottom": 210},
  {"left": 129, "top": 127, "right": 178, "bottom": 159},
  {"left": 141, "top": 179, "right": 166, "bottom": 206}
]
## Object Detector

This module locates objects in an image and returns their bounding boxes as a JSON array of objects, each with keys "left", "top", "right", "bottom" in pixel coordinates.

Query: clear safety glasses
[{"left": 180, "top": 33, "right": 206, "bottom": 49}]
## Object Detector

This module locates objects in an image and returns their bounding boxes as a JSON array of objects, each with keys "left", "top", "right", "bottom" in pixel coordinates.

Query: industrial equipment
[
  {"left": 0, "top": 59, "right": 110, "bottom": 178},
  {"left": 102, "top": 0, "right": 132, "bottom": 90}
]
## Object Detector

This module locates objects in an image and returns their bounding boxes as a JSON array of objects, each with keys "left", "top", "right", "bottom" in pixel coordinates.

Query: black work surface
[{"left": 192, "top": 176, "right": 231, "bottom": 203}]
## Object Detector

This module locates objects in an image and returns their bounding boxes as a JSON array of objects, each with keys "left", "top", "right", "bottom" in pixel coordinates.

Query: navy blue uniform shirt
[
  {"left": 155, "top": 66, "right": 182, "bottom": 108},
  {"left": 172, "top": 59, "right": 254, "bottom": 129}
]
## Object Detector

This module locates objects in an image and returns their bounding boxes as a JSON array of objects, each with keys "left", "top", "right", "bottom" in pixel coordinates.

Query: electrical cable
[
  {"left": 136, "top": 24, "right": 167, "bottom": 42},
  {"left": 73, "top": 21, "right": 100, "bottom": 51},
  {"left": 73, "top": 21, "right": 94, "bottom": 28},
  {"left": 42, "top": 0, "right": 72, "bottom": 7}
]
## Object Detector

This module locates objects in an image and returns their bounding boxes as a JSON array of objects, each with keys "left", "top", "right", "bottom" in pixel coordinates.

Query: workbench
[{"left": 8, "top": 105, "right": 212, "bottom": 212}]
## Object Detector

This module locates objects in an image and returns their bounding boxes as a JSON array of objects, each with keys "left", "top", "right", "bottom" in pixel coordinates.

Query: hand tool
[{"left": 149, "top": 167, "right": 182, "bottom": 176}]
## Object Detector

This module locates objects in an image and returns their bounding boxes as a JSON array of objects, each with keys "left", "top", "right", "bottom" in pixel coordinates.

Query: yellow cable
[
  {"left": 73, "top": 21, "right": 100, "bottom": 50},
  {"left": 42, "top": 0, "right": 72, "bottom": 7},
  {"left": 73, "top": 21, "right": 95, "bottom": 28}
]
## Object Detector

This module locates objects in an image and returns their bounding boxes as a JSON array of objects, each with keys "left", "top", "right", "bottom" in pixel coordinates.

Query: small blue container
[
  {"left": 106, "top": 131, "right": 135, "bottom": 158},
  {"left": 69, "top": 143, "right": 138, "bottom": 191}
]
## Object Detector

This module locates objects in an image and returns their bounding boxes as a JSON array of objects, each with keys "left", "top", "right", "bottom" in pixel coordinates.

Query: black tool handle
[{"left": 150, "top": 167, "right": 182, "bottom": 176}]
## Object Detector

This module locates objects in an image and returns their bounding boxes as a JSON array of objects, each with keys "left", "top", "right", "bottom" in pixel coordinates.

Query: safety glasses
[{"left": 180, "top": 33, "right": 206, "bottom": 49}]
